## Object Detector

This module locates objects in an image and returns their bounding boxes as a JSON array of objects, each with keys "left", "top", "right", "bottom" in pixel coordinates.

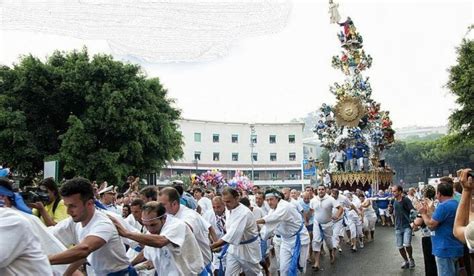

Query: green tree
[
  {"left": 0, "top": 49, "right": 183, "bottom": 184},
  {"left": 446, "top": 38, "right": 474, "bottom": 141}
]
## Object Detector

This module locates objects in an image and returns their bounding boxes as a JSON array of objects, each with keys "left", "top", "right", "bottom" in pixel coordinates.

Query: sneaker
[
  {"left": 359, "top": 240, "right": 364, "bottom": 249},
  {"left": 338, "top": 246, "right": 342, "bottom": 253},
  {"left": 401, "top": 261, "right": 409, "bottom": 269},
  {"left": 409, "top": 259, "right": 415, "bottom": 269}
]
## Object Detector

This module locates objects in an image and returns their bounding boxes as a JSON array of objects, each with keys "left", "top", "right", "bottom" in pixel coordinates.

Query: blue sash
[
  {"left": 217, "top": 243, "right": 230, "bottom": 276},
  {"left": 260, "top": 236, "right": 268, "bottom": 261},
  {"left": 217, "top": 235, "right": 258, "bottom": 276},
  {"left": 133, "top": 246, "right": 143, "bottom": 253},
  {"left": 288, "top": 220, "right": 305, "bottom": 276},
  {"left": 107, "top": 265, "right": 137, "bottom": 276},
  {"left": 199, "top": 263, "right": 212, "bottom": 276},
  {"left": 318, "top": 222, "right": 325, "bottom": 241},
  {"left": 94, "top": 199, "right": 108, "bottom": 210}
]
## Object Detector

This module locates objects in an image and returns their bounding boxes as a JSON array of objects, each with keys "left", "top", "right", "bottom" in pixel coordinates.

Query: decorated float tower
[{"left": 313, "top": 1, "right": 395, "bottom": 193}]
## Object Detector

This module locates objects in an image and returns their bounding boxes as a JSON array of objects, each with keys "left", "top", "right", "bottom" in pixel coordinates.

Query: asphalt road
[{"left": 302, "top": 225, "right": 425, "bottom": 276}]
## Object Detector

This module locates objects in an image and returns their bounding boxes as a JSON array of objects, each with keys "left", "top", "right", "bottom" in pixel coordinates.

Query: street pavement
[{"left": 303, "top": 225, "right": 425, "bottom": 276}]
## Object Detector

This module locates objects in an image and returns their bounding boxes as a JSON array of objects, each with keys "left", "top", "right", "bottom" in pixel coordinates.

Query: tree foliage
[
  {"left": 446, "top": 38, "right": 474, "bottom": 140},
  {"left": 385, "top": 135, "right": 473, "bottom": 183},
  {"left": 0, "top": 49, "right": 183, "bottom": 184}
]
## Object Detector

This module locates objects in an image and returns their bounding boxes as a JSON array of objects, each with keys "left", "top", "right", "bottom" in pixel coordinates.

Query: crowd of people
[{"left": 0, "top": 169, "right": 472, "bottom": 276}]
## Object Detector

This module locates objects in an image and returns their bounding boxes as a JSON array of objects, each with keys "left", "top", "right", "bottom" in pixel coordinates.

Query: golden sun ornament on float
[{"left": 334, "top": 96, "right": 366, "bottom": 127}]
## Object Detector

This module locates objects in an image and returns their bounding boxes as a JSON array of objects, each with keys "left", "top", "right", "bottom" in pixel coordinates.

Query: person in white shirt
[
  {"left": 202, "top": 196, "right": 227, "bottom": 274},
  {"left": 359, "top": 193, "right": 377, "bottom": 243},
  {"left": 49, "top": 177, "right": 134, "bottom": 276},
  {"left": 257, "top": 189, "right": 310, "bottom": 276},
  {"left": 109, "top": 201, "right": 204, "bottom": 276},
  {"left": 0, "top": 208, "right": 53, "bottom": 276},
  {"left": 330, "top": 189, "right": 357, "bottom": 253},
  {"left": 193, "top": 187, "right": 212, "bottom": 214},
  {"left": 159, "top": 187, "right": 215, "bottom": 275},
  {"left": 254, "top": 191, "right": 271, "bottom": 216},
  {"left": 211, "top": 187, "right": 261, "bottom": 276},
  {"left": 240, "top": 197, "right": 270, "bottom": 276},
  {"left": 98, "top": 185, "right": 122, "bottom": 215},
  {"left": 345, "top": 191, "right": 364, "bottom": 251},
  {"left": 332, "top": 147, "right": 346, "bottom": 172},
  {"left": 124, "top": 199, "right": 147, "bottom": 263},
  {"left": 310, "top": 185, "right": 343, "bottom": 270},
  {"left": 125, "top": 199, "right": 145, "bottom": 233}
]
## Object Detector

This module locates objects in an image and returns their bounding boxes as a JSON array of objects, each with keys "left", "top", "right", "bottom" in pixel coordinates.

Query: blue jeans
[
  {"left": 435, "top": 256, "right": 458, "bottom": 276},
  {"left": 395, "top": 227, "right": 412, "bottom": 249}
]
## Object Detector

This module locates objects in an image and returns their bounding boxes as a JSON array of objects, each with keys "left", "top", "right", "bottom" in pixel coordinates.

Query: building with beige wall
[{"left": 159, "top": 119, "right": 310, "bottom": 188}]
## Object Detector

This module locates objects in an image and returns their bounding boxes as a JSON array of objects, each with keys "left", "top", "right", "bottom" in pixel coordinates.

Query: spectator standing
[
  {"left": 413, "top": 185, "right": 438, "bottom": 276},
  {"left": 391, "top": 185, "right": 416, "bottom": 269},
  {"left": 418, "top": 177, "right": 464, "bottom": 275}
]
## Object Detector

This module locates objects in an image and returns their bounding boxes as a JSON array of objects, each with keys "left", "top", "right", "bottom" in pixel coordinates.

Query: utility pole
[{"left": 250, "top": 125, "right": 256, "bottom": 181}]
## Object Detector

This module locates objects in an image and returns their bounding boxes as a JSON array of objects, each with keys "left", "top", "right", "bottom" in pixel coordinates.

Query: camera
[{"left": 20, "top": 186, "right": 50, "bottom": 204}]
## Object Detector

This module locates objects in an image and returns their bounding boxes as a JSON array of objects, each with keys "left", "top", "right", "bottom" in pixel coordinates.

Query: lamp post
[
  {"left": 193, "top": 159, "right": 199, "bottom": 174},
  {"left": 250, "top": 125, "right": 256, "bottom": 181}
]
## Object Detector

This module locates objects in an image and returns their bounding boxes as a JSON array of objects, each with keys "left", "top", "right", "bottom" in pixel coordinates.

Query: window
[
  {"left": 232, "top": 134, "right": 238, "bottom": 143},
  {"left": 194, "top": 132, "right": 201, "bottom": 142},
  {"left": 232, "top": 153, "right": 239, "bottom": 161},
  {"left": 253, "top": 172, "right": 260, "bottom": 180},
  {"left": 289, "top": 152, "right": 296, "bottom": 161},
  {"left": 251, "top": 134, "right": 257, "bottom": 144},
  {"left": 270, "top": 153, "right": 277, "bottom": 161},
  {"left": 213, "top": 152, "right": 220, "bottom": 161},
  {"left": 289, "top": 135, "right": 295, "bottom": 143},
  {"left": 269, "top": 171, "right": 278, "bottom": 179},
  {"left": 213, "top": 134, "right": 219, "bottom": 143},
  {"left": 252, "top": 153, "right": 258, "bottom": 162},
  {"left": 289, "top": 172, "right": 298, "bottom": 180},
  {"left": 194, "top": 151, "right": 201, "bottom": 161},
  {"left": 269, "top": 135, "right": 276, "bottom": 144}
]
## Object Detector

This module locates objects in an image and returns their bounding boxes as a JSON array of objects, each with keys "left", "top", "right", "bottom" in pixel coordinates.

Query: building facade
[{"left": 159, "top": 119, "right": 310, "bottom": 188}]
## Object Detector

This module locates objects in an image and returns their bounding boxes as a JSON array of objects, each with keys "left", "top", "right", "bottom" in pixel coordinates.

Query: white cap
[{"left": 98, "top": 185, "right": 116, "bottom": 195}]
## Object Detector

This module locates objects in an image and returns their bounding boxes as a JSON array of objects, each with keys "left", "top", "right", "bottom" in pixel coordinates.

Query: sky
[{"left": 0, "top": 0, "right": 472, "bottom": 129}]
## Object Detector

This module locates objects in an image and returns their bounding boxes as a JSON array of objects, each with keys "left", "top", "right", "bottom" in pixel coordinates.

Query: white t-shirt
[
  {"left": 334, "top": 150, "right": 346, "bottom": 162},
  {"left": 144, "top": 216, "right": 203, "bottom": 276},
  {"left": 0, "top": 208, "right": 53, "bottom": 276},
  {"left": 172, "top": 205, "right": 212, "bottom": 266},
  {"left": 310, "top": 194, "right": 340, "bottom": 224},
  {"left": 221, "top": 203, "right": 261, "bottom": 264},
  {"left": 51, "top": 210, "right": 130, "bottom": 275},
  {"left": 125, "top": 214, "right": 144, "bottom": 233},
  {"left": 198, "top": 197, "right": 212, "bottom": 214}
]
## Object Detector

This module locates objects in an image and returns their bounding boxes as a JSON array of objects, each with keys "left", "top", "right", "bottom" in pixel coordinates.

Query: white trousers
[
  {"left": 363, "top": 215, "right": 377, "bottom": 231},
  {"left": 279, "top": 241, "right": 309, "bottom": 276},
  {"left": 332, "top": 219, "right": 345, "bottom": 247},
  {"left": 225, "top": 252, "right": 261, "bottom": 276},
  {"left": 312, "top": 221, "right": 334, "bottom": 251}
]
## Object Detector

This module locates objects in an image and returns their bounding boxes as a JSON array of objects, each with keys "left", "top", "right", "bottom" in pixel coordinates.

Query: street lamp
[
  {"left": 250, "top": 125, "right": 256, "bottom": 181},
  {"left": 193, "top": 159, "right": 199, "bottom": 174}
]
